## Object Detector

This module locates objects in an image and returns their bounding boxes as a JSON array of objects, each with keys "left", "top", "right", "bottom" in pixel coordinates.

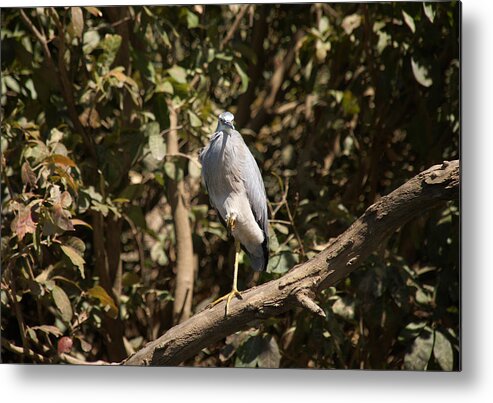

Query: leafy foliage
[{"left": 1, "top": 3, "right": 459, "bottom": 369}]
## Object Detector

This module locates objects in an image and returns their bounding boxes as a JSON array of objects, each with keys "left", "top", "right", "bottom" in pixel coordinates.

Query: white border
[{"left": 3, "top": 1, "right": 493, "bottom": 402}]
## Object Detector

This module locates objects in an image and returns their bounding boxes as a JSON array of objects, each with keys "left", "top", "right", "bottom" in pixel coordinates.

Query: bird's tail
[{"left": 244, "top": 237, "right": 269, "bottom": 272}]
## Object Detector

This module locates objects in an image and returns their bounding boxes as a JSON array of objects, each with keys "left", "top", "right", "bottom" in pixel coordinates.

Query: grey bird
[{"left": 200, "top": 111, "right": 269, "bottom": 314}]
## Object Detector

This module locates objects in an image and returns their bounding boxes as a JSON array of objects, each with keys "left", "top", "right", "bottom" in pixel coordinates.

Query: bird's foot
[{"left": 209, "top": 288, "right": 242, "bottom": 316}]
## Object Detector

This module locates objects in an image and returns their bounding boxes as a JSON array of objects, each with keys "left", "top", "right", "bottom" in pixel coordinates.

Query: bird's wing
[
  {"left": 241, "top": 138, "right": 269, "bottom": 247},
  {"left": 199, "top": 137, "right": 216, "bottom": 209}
]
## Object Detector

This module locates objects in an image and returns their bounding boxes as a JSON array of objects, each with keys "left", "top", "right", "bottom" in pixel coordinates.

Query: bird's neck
[{"left": 216, "top": 122, "right": 235, "bottom": 132}]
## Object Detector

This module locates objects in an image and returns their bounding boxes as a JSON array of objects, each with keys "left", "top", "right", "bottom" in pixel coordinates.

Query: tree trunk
[{"left": 167, "top": 106, "right": 195, "bottom": 324}]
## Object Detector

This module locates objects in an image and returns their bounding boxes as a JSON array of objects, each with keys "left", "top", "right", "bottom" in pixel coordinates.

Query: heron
[{"left": 200, "top": 111, "right": 269, "bottom": 315}]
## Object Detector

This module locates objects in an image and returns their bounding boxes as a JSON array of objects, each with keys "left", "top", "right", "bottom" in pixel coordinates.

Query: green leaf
[
  {"left": 257, "top": 335, "right": 281, "bottom": 368},
  {"left": 167, "top": 65, "right": 187, "bottom": 84},
  {"left": 411, "top": 58, "right": 433, "bottom": 87},
  {"left": 98, "top": 34, "right": 122, "bottom": 68},
  {"left": 65, "top": 236, "right": 86, "bottom": 255},
  {"left": 235, "top": 334, "right": 281, "bottom": 368},
  {"left": 234, "top": 62, "right": 249, "bottom": 94},
  {"left": 266, "top": 250, "right": 297, "bottom": 274},
  {"left": 150, "top": 243, "right": 169, "bottom": 266},
  {"left": 83, "top": 30, "right": 100, "bottom": 54},
  {"left": 404, "top": 328, "right": 434, "bottom": 370},
  {"left": 187, "top": 110, "right": 202, "bottom": 128},
  {"left": 402, "top": 10, "right": 416, "bottom": 33},
  {"left": 87, "top": 285, "right": 118, "bottom": 319},
  {"left": 185, "top": 10, "right": 199, "bottom": 29},
  {"left": 122, "top": 272, "right": 141, "bottom": 287},
  {"left": 52, "top": 285, "right": 73, "bottom": 322},
  {"left": 155, "top": 79, "right": 174, "bottom": 94},
  {"left": 60, "top": 245, "right": 85, "bottom": 278},
  {"left": 433, "top": 330, "right": 453, "bottom": 371},
  {"left": 164, "top": 161, "right": 184, "bottom": 182},
  {"left": 149, "top": 134, "right": 166, "bottom": 161},
  {"left": 331, "top": 296, "right": 355, "bottom": 321},
  {"left": 188, "top": 159, "right": 201, "bottom": 179}
]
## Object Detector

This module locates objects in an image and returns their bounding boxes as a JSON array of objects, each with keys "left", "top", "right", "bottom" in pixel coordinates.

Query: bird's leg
[{"left": 210, "top": 238, "right": 242, "bottom": 315}]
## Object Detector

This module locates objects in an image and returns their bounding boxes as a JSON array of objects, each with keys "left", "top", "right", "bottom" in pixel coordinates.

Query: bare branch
[{"left": 220, "top": 5, "right": 250, "bottom": 50}]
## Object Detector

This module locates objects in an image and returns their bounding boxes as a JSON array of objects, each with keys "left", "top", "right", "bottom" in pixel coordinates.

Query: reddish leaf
[
  {"left": 21, "top": 161, "right": 37, "bottom": 188},
  {"left": 11, "top": 204, "right": 37, "bottom": 241},
  {"left": 57, "top": 336, "right": 73, "bottom": 354},
  {"left": 46, "top": 154, "right": 77, "bottom": 168}
]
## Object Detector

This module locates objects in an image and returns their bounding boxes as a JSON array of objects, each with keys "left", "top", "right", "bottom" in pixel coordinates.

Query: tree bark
[
  {"left": 123, "top": 160, "right": 459, "bottom": 366},
  {"left": 167, "top": 106, "right": 195, "bottom": 324}
]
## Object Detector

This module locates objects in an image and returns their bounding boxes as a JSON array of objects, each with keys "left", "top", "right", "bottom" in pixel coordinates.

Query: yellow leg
[{"left": 210, "top": 239, "right": 242, "bottom": 315}]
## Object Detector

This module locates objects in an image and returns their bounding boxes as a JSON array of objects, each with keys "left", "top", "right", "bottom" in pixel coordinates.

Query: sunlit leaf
[
  {"left": 87, "top": 285, "right": 118, "bottom": 319},
  {"left": 433, "top": 330, "right": 453, "bottom": 371},
  {"left": 185, "top": 10, "right": 199, "bottom": 28},
  {"left": 70, "top": 7, "right": 84, "bottom": 39},
  {"left": 411, "top": 58, "right": 433, "bottom": 87},
  {"left": 342, "top": 13, "right": 361, "bottom": 35},
  {"left": 332, "top": 296, "right": 355, "bottom": 321},
  {"left": 30, "top": 325, "right": 63, "bottom": 337},
  {"left": 155, "top": 79, "right": 174, "bottom": 94},
  {"left": 423, "top": 3, "right": 435, "bottom": 23},
  {"left": 70, "top": 218, "right": 93, "bottom": 230},
  {"left": 234, "top": 62, "right": 249, "bottom": 94},
  {"left": 402, "top": 10, "right": 416, "bottom": 33},
  {"left": 188, "top": 159, "right": 202, "bottom": 178},
  {"left": 404, "top": 328, "right": 434, "bottom": 370},
  {"left": 168, "top": 65, "right": 187, "bottom": 84},
  {"left": 46, "top": 154, "right": 77, "bottom": 168},
  {"left": 187, "top": 110, "right": 202, "bottom": 128},
  {"left": 83, "top": 30, "right": 100, "bottom": 54},
  {"left": 84, "top": 6, "right": 102, "bottom": 17},
  {"left": 60, "top": 244, "right": 85, "bottom": 278}
]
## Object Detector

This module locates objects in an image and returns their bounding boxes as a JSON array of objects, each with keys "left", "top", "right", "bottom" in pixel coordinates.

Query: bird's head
[{"left": 218, "top": 111, "right": 235, "bottom": 130}]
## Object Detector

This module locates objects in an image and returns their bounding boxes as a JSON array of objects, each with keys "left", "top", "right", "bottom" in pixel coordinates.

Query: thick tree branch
[{"left": 123, "top": 160, "right": 459, "bottom": 366}]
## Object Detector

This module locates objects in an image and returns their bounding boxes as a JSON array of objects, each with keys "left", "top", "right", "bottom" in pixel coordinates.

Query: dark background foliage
[{"left": 1, "top": 2, "right": 459, "bottom": 369}]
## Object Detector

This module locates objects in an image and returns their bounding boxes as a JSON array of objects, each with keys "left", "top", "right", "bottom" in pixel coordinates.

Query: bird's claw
[{"left": 209, "top": 288, "right": 242, "bottom": 315}]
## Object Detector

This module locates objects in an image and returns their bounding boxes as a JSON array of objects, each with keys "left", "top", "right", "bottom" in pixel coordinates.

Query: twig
[
  {"left": 1, "top": 338, "right": 52, "bottom": 364},
  {"left": 59, "top": 353, "right": 111, "bottom": 365},
  {"left": 220, "top": 5, "right": 250, "bottom": 50},
  {"left": 164, "top": 153, "right": 202, "bottom": 169}
]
